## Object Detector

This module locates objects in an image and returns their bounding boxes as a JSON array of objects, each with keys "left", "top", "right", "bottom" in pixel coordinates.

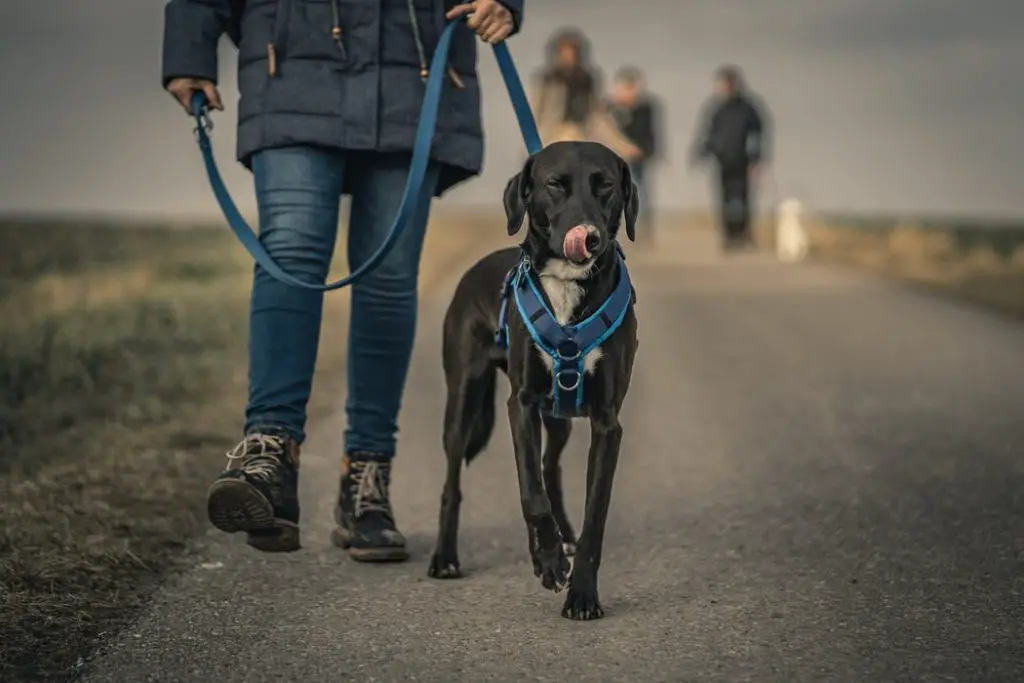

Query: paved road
[{"left": 84, "top": 230, "right": 1024, "bottom": 682}]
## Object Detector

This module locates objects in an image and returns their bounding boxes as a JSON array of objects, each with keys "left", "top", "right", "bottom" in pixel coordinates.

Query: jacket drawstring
[
  {"left": 406, "top": 0, "right": 429, "bottom": 80},
  {"left": 330, "top": 0, "right": 347, "bottom": 59},
  {"left": 324, "top": 0, "right": 462, "bottom": 89},
  {"left": 404, "top": 0, "right": 464, "bottom": 88}
]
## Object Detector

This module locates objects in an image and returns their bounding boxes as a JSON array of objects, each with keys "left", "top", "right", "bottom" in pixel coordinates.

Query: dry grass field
[
  {"left": 742, "top": 212, "right": 1024, "bottom": 318},
  {"left": 800, "top": 217, "right": 1024, "bottom": 318},
  {"left": 0, "top": 215, "right": 484, "bottom": 681}
]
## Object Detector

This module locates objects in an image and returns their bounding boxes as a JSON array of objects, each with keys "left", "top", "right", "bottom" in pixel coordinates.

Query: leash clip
[
  {"left": 516, "top": 255, "right": 532, "bottom": 281},
  {"left": 192, "top": 109, "right": 214, "bottom": 142},
  {"left": 190, "top": 91, "right": 214, "bottom": 142}
]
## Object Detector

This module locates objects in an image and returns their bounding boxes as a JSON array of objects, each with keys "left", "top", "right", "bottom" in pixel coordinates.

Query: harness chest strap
[{"left": 495, "top": 248, "right": 634, "bottom": 417}]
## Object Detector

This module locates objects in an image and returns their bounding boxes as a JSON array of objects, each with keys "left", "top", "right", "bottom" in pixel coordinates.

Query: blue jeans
[{"left": 245, "top": 146, "right": 440, "bottom": 457}]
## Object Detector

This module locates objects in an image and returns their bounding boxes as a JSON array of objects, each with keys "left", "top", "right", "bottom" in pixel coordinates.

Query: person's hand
[
  {"left": 166, "top": 77, "right": 223, "bottom": 115},
  {"left": 446, "top": 0, "right": 515, "bottom": 44}
]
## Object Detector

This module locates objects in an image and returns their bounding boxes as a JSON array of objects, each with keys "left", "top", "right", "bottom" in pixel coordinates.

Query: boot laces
[
  {"left": 226, "top": 433, "right": 286, "bottom": 482},
  {"left": 350, "top": 461, "right": 393, "bottom": 519}
]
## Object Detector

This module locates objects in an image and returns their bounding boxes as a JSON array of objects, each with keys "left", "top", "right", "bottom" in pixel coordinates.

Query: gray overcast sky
[{"left": 0, "top": 0, "right": 1022, "bottom": 219}]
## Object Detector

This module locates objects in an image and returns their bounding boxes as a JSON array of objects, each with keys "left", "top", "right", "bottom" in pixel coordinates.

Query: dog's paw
[
  {"left": 532, "top": 544, "right": 570, "bottom": 592},
  {"left": 427, "top": 552, "right": 462, "bottom": 580},
  {"left": 561, "top": 586, "right": 604, "bottom": 621}
]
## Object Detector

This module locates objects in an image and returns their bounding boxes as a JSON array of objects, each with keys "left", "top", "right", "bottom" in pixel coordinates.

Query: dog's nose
[{"left": 564, "top": 225, "right": 599, "bottom": 264}]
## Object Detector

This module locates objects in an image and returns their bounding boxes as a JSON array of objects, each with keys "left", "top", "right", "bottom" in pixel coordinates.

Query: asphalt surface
[{"left": 83, "top": 230, "right": 1024, "bottom": 682}]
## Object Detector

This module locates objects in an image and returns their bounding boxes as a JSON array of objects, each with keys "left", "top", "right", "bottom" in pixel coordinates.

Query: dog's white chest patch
[{"left": 536, "top": 261, "right": 604, "bottom": 375}]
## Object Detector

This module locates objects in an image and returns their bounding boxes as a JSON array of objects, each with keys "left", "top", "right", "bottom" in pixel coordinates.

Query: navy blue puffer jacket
[{"left": 162, "top": 0, "right": 524, "bottom": 195}]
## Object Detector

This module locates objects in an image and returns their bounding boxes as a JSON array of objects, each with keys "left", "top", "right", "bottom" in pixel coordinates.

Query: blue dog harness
[{"left": 495, "top": 246, "right": 634, "bottom": 417}]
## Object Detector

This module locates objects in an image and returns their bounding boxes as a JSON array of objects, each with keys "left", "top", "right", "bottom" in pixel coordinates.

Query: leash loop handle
[{"left": 190, "top": 18, "right": 541, "bottom": 292}]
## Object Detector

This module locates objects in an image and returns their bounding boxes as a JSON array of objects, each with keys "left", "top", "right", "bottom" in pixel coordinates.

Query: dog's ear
[
  {"left": 619, "top": 157, "right": 640, "bottom": 242},
  {"left": 503, "top": 157, "right": 534, "bottom": 236}
]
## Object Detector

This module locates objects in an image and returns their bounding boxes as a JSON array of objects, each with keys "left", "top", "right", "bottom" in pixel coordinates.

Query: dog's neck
[{"left": 520, "top": 237, "right": 620, "bottom": 327}]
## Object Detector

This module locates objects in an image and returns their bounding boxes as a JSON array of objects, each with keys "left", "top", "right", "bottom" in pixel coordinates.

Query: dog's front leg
[
  {"left": 562, "top": 408, "right": 623, "bottom": 620},
  {"left": 541, "top": 415, "right": 577, "bottom": 556},
  {"left": 508, "top": 392, "right": 570, "bottom": 592}
]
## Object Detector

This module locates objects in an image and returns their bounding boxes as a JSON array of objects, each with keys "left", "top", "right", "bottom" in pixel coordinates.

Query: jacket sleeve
[
  {"left": 635, "top": 101, "right": 659, "bottom": 161},
  {"left": 497, "top": 0, "right": 524, "bottom": 36},
  {"left": 161, "top": 0, "right": 232, "bottom": 87},
  {"left": 689, "top": 99, "right": 716, "bottom": 164},
  {"left": 746, "top": 97, "right": 771, "bottom": 165}
]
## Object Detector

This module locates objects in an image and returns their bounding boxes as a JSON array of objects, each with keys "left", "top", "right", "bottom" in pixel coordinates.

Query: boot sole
[
  {"left": 330, "top": 526, "right": 409, "bottom": 563},
  {"left": 207, "top": 479, "right": 300, "bottom": 552}
]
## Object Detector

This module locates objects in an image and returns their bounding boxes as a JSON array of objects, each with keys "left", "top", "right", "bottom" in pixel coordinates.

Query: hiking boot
[
  {"left": 207, "top": 432, "right": 301, "bottom": 552},
  {"left": 331, "top": 453, "right": 408, "bottom": 562}
]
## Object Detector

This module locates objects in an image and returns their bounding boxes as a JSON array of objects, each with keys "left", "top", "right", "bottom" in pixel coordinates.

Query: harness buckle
[{"left": 555, "top": 368, "right": 581, "bottom": 392}]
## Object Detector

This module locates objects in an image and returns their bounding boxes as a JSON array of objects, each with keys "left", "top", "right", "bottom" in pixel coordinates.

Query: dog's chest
[
  {"left": 779, "top": 214, "right": 801, "bottom": 242},
  {"left": 536, "top": 273, "right": 604, "bottom": 375}
]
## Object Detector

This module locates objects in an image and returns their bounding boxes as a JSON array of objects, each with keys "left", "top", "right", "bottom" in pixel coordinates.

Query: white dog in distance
[{"left": 775, "top": 198, "right": 809, "bottom": 263}]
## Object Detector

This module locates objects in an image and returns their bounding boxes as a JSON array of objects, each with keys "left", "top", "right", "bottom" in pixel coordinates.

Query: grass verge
[
  {"left": 749, "top": 214, "right": 1024, "bottom": 319},
  {"left": 0, "top": 216, "right": 482, "bottom": 681}
]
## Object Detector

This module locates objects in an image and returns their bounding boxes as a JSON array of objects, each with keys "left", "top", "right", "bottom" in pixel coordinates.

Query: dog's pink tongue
[{"left": 563, "top": 226, "right": 591, "bottom": 263}]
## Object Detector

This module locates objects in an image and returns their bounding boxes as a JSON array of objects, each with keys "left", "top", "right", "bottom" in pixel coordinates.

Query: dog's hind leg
[
  {"left": 541, "top": 415, "right": 576, "bottom": 556},
  {"left": 561, "top": 407, "right": 623, "bottom": 620},
  {"left": 429, "top": 362, "right": 497, "bottom": 579}
]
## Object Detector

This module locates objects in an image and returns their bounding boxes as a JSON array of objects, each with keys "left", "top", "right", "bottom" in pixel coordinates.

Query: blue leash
[{"left": 190, "top": 18, "right": 542, "bottom": 291}]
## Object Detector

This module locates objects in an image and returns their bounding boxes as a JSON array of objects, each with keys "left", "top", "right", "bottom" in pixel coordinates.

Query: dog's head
[
  {"left": 503, "top": 141, "right": 640, "bottom": 272},
  {"left": 778, "top": 198, "right": 804, "bottom": 220}
]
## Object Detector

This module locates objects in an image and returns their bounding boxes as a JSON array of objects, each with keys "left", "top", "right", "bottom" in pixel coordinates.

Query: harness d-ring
[
  {"left": 556, "top": 368, "right": 581, "bottom": 392},
  {"left": 556, "top": 341, "right": 581, "bottom": 361}
]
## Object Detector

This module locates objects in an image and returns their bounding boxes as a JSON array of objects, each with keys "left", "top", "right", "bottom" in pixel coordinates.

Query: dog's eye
[
  {"left": 591, "top": 174, "right": 615, "bottom": 194},
  {"left": 546, "top": 179, "right": 564, "bottom": 192}
]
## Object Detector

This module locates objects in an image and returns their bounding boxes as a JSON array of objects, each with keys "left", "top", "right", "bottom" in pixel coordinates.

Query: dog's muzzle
[{"left": 563, "top": 225, "right": 600, "bottom": 264}]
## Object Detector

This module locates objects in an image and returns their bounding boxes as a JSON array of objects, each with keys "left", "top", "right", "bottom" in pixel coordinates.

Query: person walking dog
[
  {"left": 690, "top": 65, "right": 770, "bottom": 251},
  {"left": 162, "top": 0, "right": 523, "bottom": 561}
]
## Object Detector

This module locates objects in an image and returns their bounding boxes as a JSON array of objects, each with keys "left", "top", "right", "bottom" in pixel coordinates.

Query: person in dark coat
[
  {"left": 162, "top": 0, "right": 523, "bottom": 562},
  {"left": 690, "top": 65, "right": 770, "bottom": 250},
  {"left": 606, "top": 65, "right": 661, "bottom": 234}
]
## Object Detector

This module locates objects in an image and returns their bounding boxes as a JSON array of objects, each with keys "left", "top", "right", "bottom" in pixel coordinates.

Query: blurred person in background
[
  {"left": 161, "top": 0, "right": 522, "bottom": 562},
  {"left": 606, "top": 65, "right": 662, "bottom": 233},
  {"left": 690, "top": 65, "right": 770, "bottom": 251},
  {"left": 531, "top": 28, "right": 640, "bottom": 161}
]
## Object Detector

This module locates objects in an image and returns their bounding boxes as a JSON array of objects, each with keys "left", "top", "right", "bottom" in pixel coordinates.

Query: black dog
[{"left": 428, "top": 141, "right": 640, "bottom": 620}]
